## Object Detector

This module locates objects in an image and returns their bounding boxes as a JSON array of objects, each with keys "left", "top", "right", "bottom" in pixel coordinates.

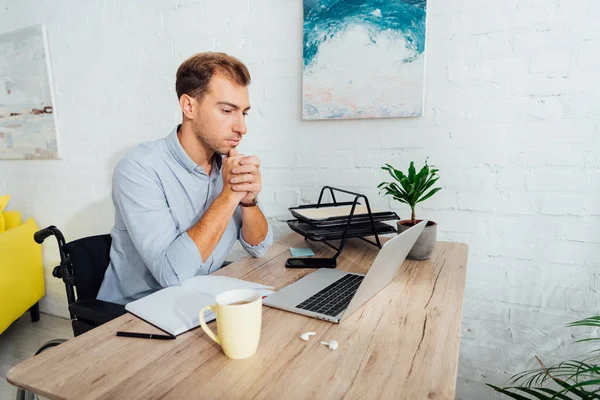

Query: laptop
[{"left": 263, "top": 220, "right": 427, "bottom": 323}]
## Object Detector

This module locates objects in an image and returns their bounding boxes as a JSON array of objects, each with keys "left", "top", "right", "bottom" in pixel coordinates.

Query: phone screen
[{"left": 286, "top": 258, "right": 337, "bottom": 268}]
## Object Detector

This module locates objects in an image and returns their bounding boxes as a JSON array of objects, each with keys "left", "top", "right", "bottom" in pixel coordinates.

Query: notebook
[{"left": 125, "top": 275, "right": 274, "bottom": 336}]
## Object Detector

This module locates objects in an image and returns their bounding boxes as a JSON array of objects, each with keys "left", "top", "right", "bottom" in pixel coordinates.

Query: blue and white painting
[
  {"left": 303, "top": 0, "right": 427, "bottom": 120},
  {"left": 0, "top": 25, "right": 60, "bottom": 159}
]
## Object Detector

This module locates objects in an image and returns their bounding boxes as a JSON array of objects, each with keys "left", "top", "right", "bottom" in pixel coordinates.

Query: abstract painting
[
  {"left": 0, "top": 25, "right": 60, "bottom": 160},
  {"left": 302, "top": 0, "right": 427, "bottom": 120}
]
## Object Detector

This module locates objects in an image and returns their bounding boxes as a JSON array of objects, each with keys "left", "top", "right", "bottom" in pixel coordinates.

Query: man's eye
[
  {"left": 223, "top": 109, "right": 232, "bottom": 114},
  {"left": 243, "top": 112, "right": 249, "bottom": 117}
]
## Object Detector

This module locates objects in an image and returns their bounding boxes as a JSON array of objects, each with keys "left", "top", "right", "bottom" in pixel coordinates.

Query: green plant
[
  {"left": 377, "top": 160, "right": 441, "bottom": 225},
  {"left": 488, "top": 316, "right": 600, "bottom": 399}
]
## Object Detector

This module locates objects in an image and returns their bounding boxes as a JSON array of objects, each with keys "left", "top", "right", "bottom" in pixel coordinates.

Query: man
[{"left": 97, "top": 52, "right": 272, "bottom": 305}]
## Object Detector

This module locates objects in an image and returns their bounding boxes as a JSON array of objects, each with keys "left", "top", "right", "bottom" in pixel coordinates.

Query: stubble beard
[{"left": 193, "top": 122, "right": 228, "bottom": 156}]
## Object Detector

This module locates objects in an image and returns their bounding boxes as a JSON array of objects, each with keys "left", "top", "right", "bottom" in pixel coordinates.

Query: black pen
[{"left": 116, "top": 331, "right": 176, "bottom": 340}]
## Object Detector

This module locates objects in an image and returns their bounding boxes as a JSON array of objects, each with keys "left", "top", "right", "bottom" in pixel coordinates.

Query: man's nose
[{"left": 234, "top": 115, "right": 247, "bottom": 135}]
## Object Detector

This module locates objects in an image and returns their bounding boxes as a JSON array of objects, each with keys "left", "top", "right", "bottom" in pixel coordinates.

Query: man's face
[{"left": 192, "top": 74, "right": 250, "bottom": 156}]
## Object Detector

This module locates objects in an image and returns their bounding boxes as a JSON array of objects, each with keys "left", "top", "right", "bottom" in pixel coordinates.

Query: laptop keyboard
[{"left": 296, "top": 274, "right": 364, "bottom": 317}]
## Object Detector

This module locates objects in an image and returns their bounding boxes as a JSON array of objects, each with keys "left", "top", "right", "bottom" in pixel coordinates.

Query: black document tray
[
  {"left": 289, "top": 202, "right": 399, "bottom": 227},
  {"left": 285, "top": 186, "right": 400, "bottom": 268},
  {"left": 287, "top": 220, "right": 397, "bottom": 242}
]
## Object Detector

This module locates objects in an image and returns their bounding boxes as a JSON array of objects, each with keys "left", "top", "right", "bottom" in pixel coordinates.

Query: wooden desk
[{"left": 8, "top": 234, "right": 468, "bottom": 400}]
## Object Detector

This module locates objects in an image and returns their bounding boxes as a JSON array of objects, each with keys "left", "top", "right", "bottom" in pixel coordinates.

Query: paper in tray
[
  {"left": 287, "top": 220, "right": 397, "bottom": 242},
  {"left": 291, "top": 205, "right": 384, "bottom": 220},
  {"left": 289, "top": 203, "right": 400, "bottom": 227}
]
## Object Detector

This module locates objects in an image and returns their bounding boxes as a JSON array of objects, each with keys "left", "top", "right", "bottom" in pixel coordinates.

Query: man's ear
[{"left": 179, "top": 94, "right": 196, "bottom": 120}]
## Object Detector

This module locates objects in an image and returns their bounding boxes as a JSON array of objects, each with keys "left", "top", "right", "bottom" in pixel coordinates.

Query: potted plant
[{"left": 377, "top": 160, "right": 441, "bottom": 260}]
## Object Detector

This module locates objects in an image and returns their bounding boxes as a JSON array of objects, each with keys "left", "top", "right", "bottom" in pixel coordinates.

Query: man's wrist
[
  {"left": 220, "top": 191, "right": 244, "bottom": 208},
  {"left": 239, "top": 197, "right": 258, "bottom": 207}
]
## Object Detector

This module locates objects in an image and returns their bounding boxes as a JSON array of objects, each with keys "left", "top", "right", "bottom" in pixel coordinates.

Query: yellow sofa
[{"left": 0, "top": 195, "right": 45, "bottom": 334}]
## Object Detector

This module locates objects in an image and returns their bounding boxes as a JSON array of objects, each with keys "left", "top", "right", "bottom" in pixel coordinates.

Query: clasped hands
[{"left": 222, "top": 148, "right": 262, "bottom": 205}]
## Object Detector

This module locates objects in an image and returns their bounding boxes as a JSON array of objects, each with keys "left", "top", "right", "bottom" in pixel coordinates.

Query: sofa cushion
[
  {"left": 2, "top": 211, "right": 22, "bottom": 231},
  {"left": 0, "top": 217, "right": 45, "bottom": 334}
]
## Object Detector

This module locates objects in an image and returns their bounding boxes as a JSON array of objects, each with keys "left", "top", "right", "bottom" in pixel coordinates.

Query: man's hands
[{"left": 222, "top": 148, "right": 262, "bottom": 205}]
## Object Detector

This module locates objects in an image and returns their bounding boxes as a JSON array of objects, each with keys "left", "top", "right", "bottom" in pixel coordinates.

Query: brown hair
[{"left": 175, "top": 52, "right": 251, "bottom": 102}]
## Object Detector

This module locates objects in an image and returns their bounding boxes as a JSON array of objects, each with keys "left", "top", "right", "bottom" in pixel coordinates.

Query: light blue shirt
[{"left": 97, "top": 126, "right": 273, "bottom": 305}]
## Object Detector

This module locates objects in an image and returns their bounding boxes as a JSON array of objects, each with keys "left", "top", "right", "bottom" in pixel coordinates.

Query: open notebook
[{"left": 125, "top": 275, "right": 274, "bottom": 336}]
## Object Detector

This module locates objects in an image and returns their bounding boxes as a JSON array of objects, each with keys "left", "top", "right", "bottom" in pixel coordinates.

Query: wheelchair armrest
[{"left": 69, "top": 299, "right": 126, "bottom": 325}]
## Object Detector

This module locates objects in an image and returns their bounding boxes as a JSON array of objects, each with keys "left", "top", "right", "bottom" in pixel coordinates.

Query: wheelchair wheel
[{"left": 15, "top": 339, "right": 68, "bottom": 400}]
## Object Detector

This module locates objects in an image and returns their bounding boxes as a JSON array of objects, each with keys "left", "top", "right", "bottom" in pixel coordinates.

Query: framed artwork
[
  {"left": 302, "top": 0, "right": 428, "bottom": 120},
  {"left": 0, "top": 24, "right": 60, "bottom": 160}
]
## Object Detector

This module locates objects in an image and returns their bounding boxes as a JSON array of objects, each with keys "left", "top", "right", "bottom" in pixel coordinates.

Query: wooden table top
[{"left": 8, "top": 233, "right": 468, "bottom": 400}]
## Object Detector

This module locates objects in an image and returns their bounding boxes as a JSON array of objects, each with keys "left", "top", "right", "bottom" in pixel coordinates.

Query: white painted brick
[
  {"left": 444, "top": 170, "right": 498, "bottom": 190},
  {"left": 257, "top": 151, "right": 297, "bottom": 168},
  {"left": 274, "top": 190, "right": 298, "bottom": 205},
  {"left": 509, "top": 2, "right": 561, "bottom": 27},
  {"left": 447, "top": 59, "right": 486, "bottom": 85},
  {"left": 494, "top": 191, "right": 539, "bottom": 215},
  {"left": 585, "top": 193, "right": 600, "bottom": 216},
  {"left": 470, "top": 279, "right": 545, "bottom": 306},
  {"left": 462, "top": 319, "right": 513, "bottom": 348},
  {"left": 529, "top": 50, "right": 572, "bottom": 74},
  {"left": 545, "top": 241, "right": 600, "bottom": 265},
  {"left": 262, "top": 168, "right": 318, "bottom": 187},
  {"left": 419, "top": 210, "right": 484, "bottom": 234},
  {"left": 512, "top": 145, "right": 585, "bottom": 168},
  {"left": 525, "top": 169, "right": 588, "bottom": 192},
  {"left": 317, "top": 169, "right": 380, "bottom": 189},
  {"left": 483, "top": 215, "right": 560, "bottom": 241},
  {"left": 590, "top": 273, "right": 600, "bottom": 293},
  {"left": 510, "top": 327, "right": 564, "bottom": 353},
  {"left": 354, "top": 150, "right": 398, "bottom": 169},
  {"left": 477, "top": 32, "right": 511, "bottom": 56},
  {"left": 578, "top": 40, "right": 600, "bottom": 70},
  {"left": 458, "top": 343, "right": 505, "bottom": 371},
  {"left": 507, "top": 120, "right": 597, "bottom": 145},
  {"left": 457, "top": 379, "right": 503, "bottom": 400},
  {"left": 541, "top": 195, "right": 585, "bottom": 216},
  {"left": 482, "top": 56, "right": 531, "bottom": 78},
  {"left": 511, "top": 74, "right": 594, "bottom": 97},
  {"left": 561, "top": 218, "right": 600, "bottom": 243},
  {"left": 296, "top": 151, "right": 352, "bottom": 169},
  {"left": 509, "top": 307, "right": 574, "bottom": 328},
  {"left": 541, "top": 263, "right": 592, "bottom": 289},
  {"left": 504, "top": 261, "right": 543, "bottom": 286},
  {"left": 463, "top": 96, "right": 548, "bottom": 124},
  {"left": 466, "top": 261, "right": 507, "bottom": 282},
  {"left": 457, "top": 364, "right": 510, "bottom": 386},
  {"left": 420, "top": 189, "right": 459, "bottom": 211},
  {"left": 496, "top": 168, "right": 526, "bottom": 190},
  {"left": 457, "top": 189, "right": 500, "bottom": 212},
  {"left": 510, "top": 27, "right": 555, "bottom": 52}
]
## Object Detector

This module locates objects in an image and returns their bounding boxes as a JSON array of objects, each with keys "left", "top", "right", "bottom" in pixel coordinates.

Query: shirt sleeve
[
  {"left": 238, "top": 203, "right": 273, "bottom": 258},
  {"left": 112, "top": 159, "right": 203, "bottom": 287}
]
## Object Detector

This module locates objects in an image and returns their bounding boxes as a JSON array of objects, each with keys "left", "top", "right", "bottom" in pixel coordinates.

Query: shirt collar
[{"left": 167, "top": 125, "right": 223, "bottom": 174}]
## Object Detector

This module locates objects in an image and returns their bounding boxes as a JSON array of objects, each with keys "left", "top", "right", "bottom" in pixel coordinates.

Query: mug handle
[{"left": 199, "top": 305, "right": 220, "bottom": 345}]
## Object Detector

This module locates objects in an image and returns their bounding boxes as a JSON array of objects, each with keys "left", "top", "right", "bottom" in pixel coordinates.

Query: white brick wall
[{"left": 1, "top": 0, "right": 599, "bottom": 398}]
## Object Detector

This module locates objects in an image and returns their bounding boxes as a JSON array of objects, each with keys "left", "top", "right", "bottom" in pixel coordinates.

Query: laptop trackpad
[{"left": 263, "top": 269, "right": 349, "bottom": 309}]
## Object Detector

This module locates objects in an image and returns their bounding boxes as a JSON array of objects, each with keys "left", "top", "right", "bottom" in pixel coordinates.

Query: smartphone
[{"left": 285, "top": 257, "right": 337, "bottom": 269}]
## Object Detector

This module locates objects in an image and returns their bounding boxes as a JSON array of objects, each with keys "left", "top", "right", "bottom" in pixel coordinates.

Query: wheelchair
[{"left": 16, "top": 226, "right": 126, "bottom": 400}]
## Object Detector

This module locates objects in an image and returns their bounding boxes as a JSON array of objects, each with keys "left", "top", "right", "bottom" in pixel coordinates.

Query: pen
[{"left": 116, "top": 331, "right": 176, "bottom": 340}]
